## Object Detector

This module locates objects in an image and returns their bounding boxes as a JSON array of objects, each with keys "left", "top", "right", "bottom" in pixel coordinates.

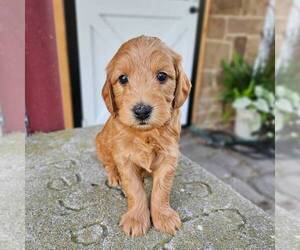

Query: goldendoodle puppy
[{"left": 96, "top": 35, "right": 191, "bottom": 237}]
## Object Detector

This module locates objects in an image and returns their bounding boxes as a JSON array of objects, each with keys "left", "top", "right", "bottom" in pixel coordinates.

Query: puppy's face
[{"left": 102, "top": 36, "right": 191, "bottom": 130}]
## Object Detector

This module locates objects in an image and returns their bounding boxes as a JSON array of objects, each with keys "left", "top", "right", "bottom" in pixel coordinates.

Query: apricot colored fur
[{"left": 96, "top": 36, "right": 191, "bottom": 237}]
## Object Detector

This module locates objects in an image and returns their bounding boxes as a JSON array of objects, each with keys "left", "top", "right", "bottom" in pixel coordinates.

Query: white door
[{"left": 75, "top": 0, "right": 200, "bottom": 126}]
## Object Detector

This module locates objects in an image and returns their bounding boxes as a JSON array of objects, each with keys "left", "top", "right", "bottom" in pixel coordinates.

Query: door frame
[
  {"left": 64, "top": 0, "right": 83, "bottom": 127},
  {"left": 64, "top": 0, "right": 207, "bottom": 128},
  {"left": 52, "top": 0, "right": 74, "bottom": 128},
  {"left": 186, "top": 0, "right": 207, "bottom": 127}
]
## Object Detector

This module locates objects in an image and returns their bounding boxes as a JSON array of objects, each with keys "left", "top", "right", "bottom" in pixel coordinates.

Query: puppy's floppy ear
[
  {"left": 173, "top": 58, "right": 192, "bottom": 109},
  {"left": 102, "top": 78, "right": 117, "bottom": 115}
]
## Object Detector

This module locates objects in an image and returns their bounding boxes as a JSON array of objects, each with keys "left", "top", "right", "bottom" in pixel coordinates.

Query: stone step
[{"left": 23, "top": 126, "right": 275, "bottom": 249}]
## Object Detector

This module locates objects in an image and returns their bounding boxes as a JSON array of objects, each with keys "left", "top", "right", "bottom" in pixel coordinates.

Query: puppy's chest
[{"left": 124, "top": 134, "right": 167, "bottom": 172}]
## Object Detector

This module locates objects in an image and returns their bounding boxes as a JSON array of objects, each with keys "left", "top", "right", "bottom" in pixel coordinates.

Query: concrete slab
[
  {"left": 25, "top": 126, "right": 274, "bottom": 249},
  {"left": 0, "top": 133, "right": 25, "bottom": 250}
]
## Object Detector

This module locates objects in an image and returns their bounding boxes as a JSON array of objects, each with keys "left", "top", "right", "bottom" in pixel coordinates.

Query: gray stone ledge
[
  {"left": 25, "top": 126, "right": 275, "bottom": 249},
  {"left": 0, "top": 133, "right": 25, "bottom": 250}
]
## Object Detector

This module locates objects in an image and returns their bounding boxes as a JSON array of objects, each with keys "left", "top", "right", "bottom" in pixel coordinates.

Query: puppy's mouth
[
  {"left": 134, "top": 120, "right": 153, "bottom": 130},
  {"left": 139, "top": 120, "right": 148, "bottom": 125}
]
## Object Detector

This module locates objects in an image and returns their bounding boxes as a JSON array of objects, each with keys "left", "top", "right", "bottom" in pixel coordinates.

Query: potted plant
[
  {"left": 275, "top": 85, "right": 300, "bottom": 139},
  {"left": 233, "top": 86, "right": 274, "bottom": 140},
  {"left": 220, "top": 53, "right": 274, "bottom": 140}
]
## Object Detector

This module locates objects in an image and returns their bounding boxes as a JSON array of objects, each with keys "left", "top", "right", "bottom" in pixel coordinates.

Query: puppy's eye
[
  {"left": 118, "top": 75, "right": 128, "bottom": 85},
  {"left": 156, "top": 72, "right": 168, "bottom": 83}
]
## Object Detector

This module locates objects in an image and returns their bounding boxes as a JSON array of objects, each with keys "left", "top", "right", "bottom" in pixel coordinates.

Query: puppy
[{"left": 96, "top": 36, "right": 191, "bottom": 236}]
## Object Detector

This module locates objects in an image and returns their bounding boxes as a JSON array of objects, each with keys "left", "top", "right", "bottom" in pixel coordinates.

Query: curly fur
[{"left": 96, "top": 36, "right": 191, "bottom": 236}]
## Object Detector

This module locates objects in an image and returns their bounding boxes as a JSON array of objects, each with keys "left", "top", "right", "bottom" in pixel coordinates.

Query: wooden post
[{"left": 52, "top": 0, "right": 74, "bottom": 128}]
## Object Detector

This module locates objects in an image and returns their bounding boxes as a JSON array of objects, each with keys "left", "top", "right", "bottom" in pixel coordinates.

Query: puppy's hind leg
[
  {"left": 105, "top": 163, "right": 121, "bottom": 188},
  {"left": 95, "top": 136, "right": 120, "bottom": 188}
]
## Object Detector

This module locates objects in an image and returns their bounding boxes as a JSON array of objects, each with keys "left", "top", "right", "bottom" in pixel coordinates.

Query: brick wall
[{"left": 192, "top": 0, "right": 269, "bottom": 130}]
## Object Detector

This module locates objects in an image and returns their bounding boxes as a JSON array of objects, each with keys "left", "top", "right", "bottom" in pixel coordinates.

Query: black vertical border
[
  {"left": 186, "top": 0, "right": 206, "bottom": 127},
  {"left": 64, "top": 0, "right": 82, "bottom": 127}
]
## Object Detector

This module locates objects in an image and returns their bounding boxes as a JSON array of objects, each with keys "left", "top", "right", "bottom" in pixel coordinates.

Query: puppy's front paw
[
  {"left": 119, "top": 209, "right": 150, "bottom": 237},
  {"left": 152, "top": 207, "right": 181, "bottom": 235}
]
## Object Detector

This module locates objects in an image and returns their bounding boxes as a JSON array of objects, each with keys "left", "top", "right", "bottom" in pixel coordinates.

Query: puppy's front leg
[
  {"left": 117, "top": 161, "right": 150, "bottom": 237},
  {"left": 151, "top": 156, "right": 181, "bottom": 235}
]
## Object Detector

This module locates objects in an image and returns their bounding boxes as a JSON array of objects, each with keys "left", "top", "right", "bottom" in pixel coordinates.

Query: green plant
[
  {"left": 233, "top": 86, "right": 275, "bottom": 139},
  {"left": 220, "top": 52, "right": 275, "bottom": 139},
  {"left": 220, "top": 53, "right": 254, "bottom": 104},
  {"left": 275, "top": 85, "right": 300, "bottom": 140},
  {"left": 220, "top": 53, "right": 274, "bottom": 104},
  {"left": 275, "top": 56, "right": 300, "bottom": 141}
]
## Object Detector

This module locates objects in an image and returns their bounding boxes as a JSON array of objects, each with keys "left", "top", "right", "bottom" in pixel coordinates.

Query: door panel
[
  {"left": 26, "top": 0, "right": 64, "bottom": 133},
  {"left": 76, "top": 0, "right": 200, "bottom": 126}
]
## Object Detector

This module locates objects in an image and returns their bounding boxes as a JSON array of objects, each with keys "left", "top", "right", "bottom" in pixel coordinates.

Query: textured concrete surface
[
  {"left": 276, "top": 158, "right": 300, "bottom": 219},
  {"left": 276, "top": 207, "right": 300, "bottom": 250},
  {"left": 180, "top": 130, "right": 275, "bottom": 214},
  {"left": 0, "top": 133, "right": 25, "bottom": 250},
  {"left": 25, "top": 126, "right": 275, "bottom": 249}
]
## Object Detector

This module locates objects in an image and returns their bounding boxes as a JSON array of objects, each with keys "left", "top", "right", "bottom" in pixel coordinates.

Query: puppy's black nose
[{"left": 133, "top": 103, "right": 153, "bottom": 121}]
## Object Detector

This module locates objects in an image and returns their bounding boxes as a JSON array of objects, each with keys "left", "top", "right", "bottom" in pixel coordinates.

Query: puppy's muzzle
[{"left": 132, "top": 103, "right": 153, "bottom": 122}]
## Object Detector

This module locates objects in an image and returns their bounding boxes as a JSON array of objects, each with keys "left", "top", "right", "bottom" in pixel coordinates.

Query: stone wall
[{"left": 192, "top": 0, "right": 269, "bottom": 130}]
